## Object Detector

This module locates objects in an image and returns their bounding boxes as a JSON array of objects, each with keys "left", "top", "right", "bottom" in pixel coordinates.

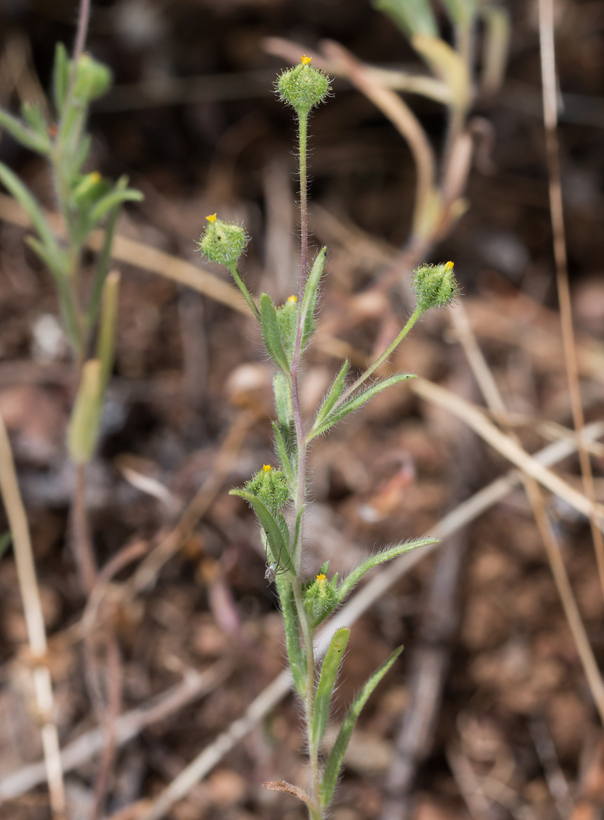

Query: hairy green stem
[
  {"left": 334, "top": 305, "right": 423, "bottom": 410},
  {"left": 292, "top": 581, "right": 321, "bottom": 816},
  {"left": 227, "top": 264, "right": 260, "bottom": 320},
  {"left": 299, "top": 113, "right": 309, "bottom": 282},
  {"left": 289, "top": 105, "right": 323, "bottom": 817}
]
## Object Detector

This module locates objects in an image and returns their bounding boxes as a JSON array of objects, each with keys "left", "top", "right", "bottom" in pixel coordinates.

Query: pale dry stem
[
  {"left": 0, "top": 413, "right": 66, "bottom": 817},
  {"left": 538, "top": 0, "right": 604, "bottom": 598}
]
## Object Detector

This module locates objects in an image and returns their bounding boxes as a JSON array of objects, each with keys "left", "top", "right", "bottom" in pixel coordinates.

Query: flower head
[
  {"left": 198, "top": 215, "right": 249, "bottom": 269},
  {"left": 276, "top": 55, "right": 331, "bottom": 116}
]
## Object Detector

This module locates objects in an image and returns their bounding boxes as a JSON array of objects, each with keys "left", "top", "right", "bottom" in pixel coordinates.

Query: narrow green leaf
[
  {"left": 0, "top": 162, "right": 60, "bottom": 257},
  {"left": 372, "top": 0, "right": 438, "bottom": 39},
  {"left": 337, "top": 537, "right": 438, "bottom": 603},
  {"left": 0, "top": 531, "right": 12, "bottom": 560},
  {"left": 275, "top": 572, "right": 306, "bottom": 697},
  {"left": 274, "top": 372, "right": 293, "bottom": 429},
  {"left": 313, "top": 360, "right": 349, "bottom": 431},
  {"left": 277, "top": 513, "right": 291, "bottom": 562},
  {"left": 88, "top": 186, "right": 143, "bottom": 226},
  {"left": 21, "top": 102, "right": 48, "bottom": 139},
  {"left": 291, "top": 505, "right": 304, "bottom": 565},
  {"left": 230, "top": 488, "right": 292, "bottom": 576},
  {"left": 52, "top": 43, "right": 70, "bottom": 116},
  {"left": 96, "top": 271, "right": 120, "bottom": 392},
  {"left": 0, "top": 109, "right": 50, "bottom": 155},
  {"left": 68, "top": 359, "right": 104, "bottom": 465},
  {"left": 276, "top": 299, "right": 299, "bottom": 365},
  {"left": 300, "top": 247, "right": 326, "bottom": 350},
  {"left": 87, "top": 182, "right": 125, "bottom": 332},
  {"left": 260, "top": 293, "right": 290, "bottom": 373},
  {"left": 312, "top": 628, "right": 350, "bottom": 748},
  {"left": 412, "top": 35, "right": 472, "bottom": 111},
  {"left": 440, "top": 0, "right": 476, "bottom": 25},
  {"left": 320, "top": 646, "right": 404, "bottom": 808},
  {"left": 25, "top": 236, "right": 65, "bottom": 283},
  {"left": 273, "top": 422, "right": 295, "bottom": 486},
  {"left": 27, "top": 237, "right": 81, "bottom": 351},
  {"left": 309, "top": 374, "right": 416, "bottom": 440}
]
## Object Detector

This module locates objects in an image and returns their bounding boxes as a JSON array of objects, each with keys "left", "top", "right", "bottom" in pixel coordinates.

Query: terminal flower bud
[
  {"left": 276, "top": 55, "right": 331, "bottom": 116},
  {"left": 198, "top": 214, "right": 249, "bottom": 269},
  {"left": 413, "top": 261, "right": 459, "bottom": 312}
]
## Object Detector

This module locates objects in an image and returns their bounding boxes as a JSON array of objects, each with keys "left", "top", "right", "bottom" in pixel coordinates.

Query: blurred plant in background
[{"left": 0, "top": 15, "right": 143, "bottom": 818}]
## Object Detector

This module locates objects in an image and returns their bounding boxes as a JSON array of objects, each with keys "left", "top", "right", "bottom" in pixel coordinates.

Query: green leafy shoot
[
  {"left": 260, "top": 293, "right": 291, "bottom": 374},
  {"left": 319, "top": 646, "right": 403, "bottom": 808},
  {"left": 299, "top": 247, "right": 327, "bottom": 350}
]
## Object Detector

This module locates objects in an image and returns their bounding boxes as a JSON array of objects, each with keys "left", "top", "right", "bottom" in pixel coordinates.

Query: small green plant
[
  {"left": 0, "top": 43, "right": 142, "bottom": 468},
  {"left": 199, "top": 56, "right": 458, "bottom": 818}
]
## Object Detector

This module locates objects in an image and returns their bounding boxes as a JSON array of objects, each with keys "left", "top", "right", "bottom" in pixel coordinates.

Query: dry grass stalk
[
  {"left": 0, "top": 413, "right": 66, "bottom": 817},
  {"left": 449, "top": 300, "right": 604, "bottom": 724},
  {"left": 537, "top": 0, "right": 604, "bottom": 597}
]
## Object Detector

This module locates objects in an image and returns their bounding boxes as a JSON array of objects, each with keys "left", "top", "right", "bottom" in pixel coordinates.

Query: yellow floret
[
  {"left": 316, "top": 573, "right": 326, "bottom": 582},
  {"left": 206, "top": 213, "right": 217, "bottom": 223},
  {"left": 301, "top": 55, "right": 312, "bottom": 66},
  {"left": 287, "top": 295, "right": 298, "bottom": 303},
  {"left": 262, "top": 464, "right": 272, "bottom": 473},
  {"left": 445, "top": 260, "right": 454, "bottom": 270}
]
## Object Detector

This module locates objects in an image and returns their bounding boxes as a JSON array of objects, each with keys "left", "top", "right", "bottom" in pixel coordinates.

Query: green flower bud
[
  {"left": 276, "top": 55, "right": 331, "bottom": 116},
  {"left": 303, "top": 569, "right": 339, "bottom": 625},
  {"left": 72, "top": 53, "right": 112, "bottom": 102},
  {"left": 72, "top": 171, "right": 107, "bottom": 207},
  {"left": 198, "top": 214, "right": 249, "bottom": 269},
  {"left": 413, "top": 261, "right": 459, "bottom": 311},
  {"left": 245, "top": 464, "right": 290, "bottom": 515}
]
